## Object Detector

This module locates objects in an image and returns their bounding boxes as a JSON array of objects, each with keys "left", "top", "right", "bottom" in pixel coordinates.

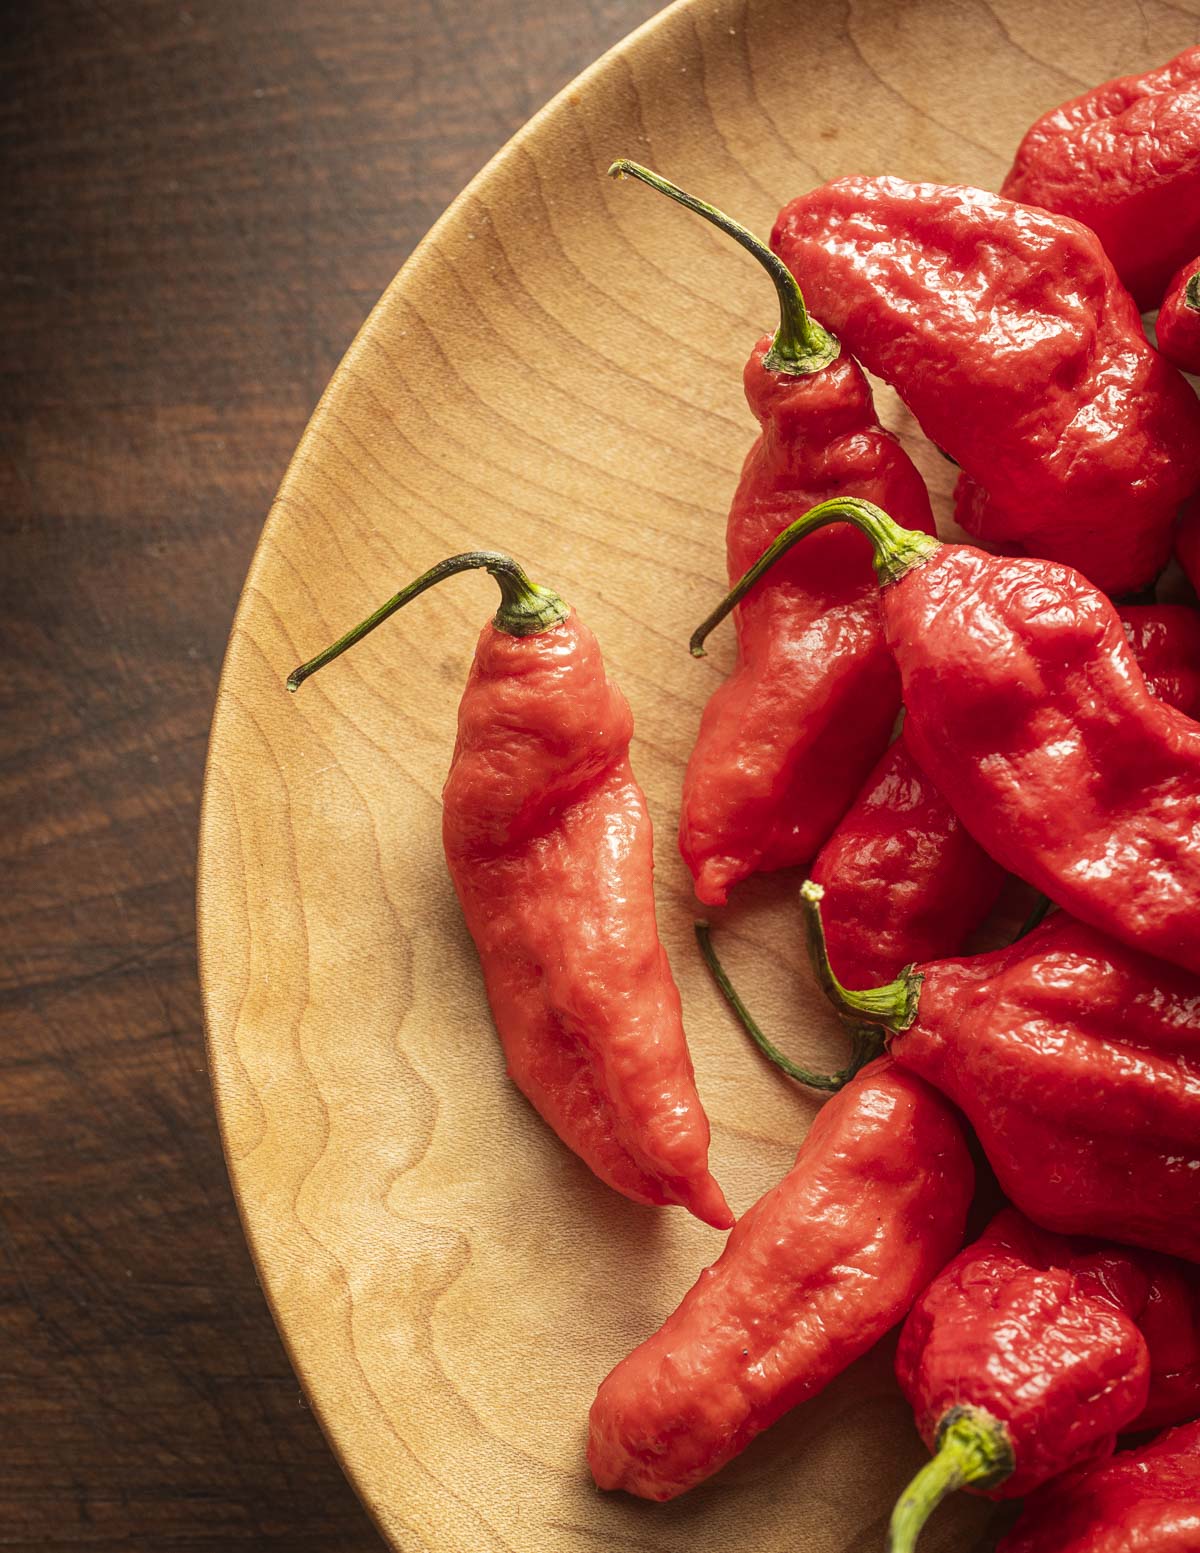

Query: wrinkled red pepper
[
  {"left": 608, "top": 161, "right": 934, "bottom": 906},
  {"left": 888, "top": 1208, "right": 1200, "bottom": 1552},
  {"left": 1157, "top": 259, "right": 1200, "bottom": 374},
  {"left": 790, "top": 881, "right": 1200, "bottom": 1263},
  {"left": 693, "top": 497, "right": 1200, "bottom": 974},
  {"left": 998, "top": 1420, "right": 1200, "bottom": 1553},
  {"left": 809, "top": 601, "right": 1200, "bottom": 987},
  {"left": 288, "top": 552, "right": 731, "bottom": 1228},
  {"left": 808, "top": 733, "right": 1005, "bottom": 988},
  {"left": 1000, "top": 46, "right": 1200, "bottom": 310},
  {"left": 586, "top": 1057, "right": 972, "bottom": 1500},
  {"left": 770, "top": 180, "right": 1200, "bottom": 594}
]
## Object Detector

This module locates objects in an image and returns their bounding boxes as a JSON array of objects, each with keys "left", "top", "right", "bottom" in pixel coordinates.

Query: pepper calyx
[
  {"left": 488, "top": 562, "right": 570, "bottom": 637},
  {"left": 1185, "top": 272, "right": 1200, "bottom": 314},
  {"left": 887, "top": 1406, "right": 1015, "bottom": 1553},
  {"left": 761, "top": 328, "right": 840, "bottom": 377},
  {"left": 799, "top": 879, "right": 923, "bottom": 1031}
]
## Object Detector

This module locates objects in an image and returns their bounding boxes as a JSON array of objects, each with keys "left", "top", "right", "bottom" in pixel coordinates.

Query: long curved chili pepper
[
  {"left": 888, "top": 1208, "right": 1200, "bottom": 1552},
  {"left": 997, "top": 1419, "right": 1200, "bottom": 1553},
  {"left": 1000, "top": 47, "right": 1200, "bottom": 311},
  {"left": 1157, "top": 260, "right": 1200, "bottom": 374},
  {"left": 585, "top": 1057, "right": 972, "bottom": 1501},
  {"left": 808, "top": 601, "right": 1200, "bottom": 989},
  {"left": 692, "top": 497, "right": 1200, "bottom": 975},
  {"left": 769, "top": 181, "right": 1200, "bottom": 594},
  {"left": 288, "top": 552, "right": 732, "bottom": 1229},
  {"left": 609, "top": 161, "right": 934, "bottom": 906},
  {"left": 789, "top": 881, "right": 1200, "bottom": 1263}
]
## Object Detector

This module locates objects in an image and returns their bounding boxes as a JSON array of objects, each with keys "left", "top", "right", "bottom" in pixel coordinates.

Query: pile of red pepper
[{"left": 288, "top": 43, "right": 1200, "bottom": 1553}]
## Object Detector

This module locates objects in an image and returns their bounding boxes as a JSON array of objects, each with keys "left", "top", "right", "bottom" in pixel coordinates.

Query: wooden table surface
[{"left": 0, "top": 3, "right": 660, "bottom": 1546}]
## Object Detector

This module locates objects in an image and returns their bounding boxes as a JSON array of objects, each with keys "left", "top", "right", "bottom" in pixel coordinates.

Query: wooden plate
[{"left": 197, "top": 2, "right": 1186, "bottom": 1547}]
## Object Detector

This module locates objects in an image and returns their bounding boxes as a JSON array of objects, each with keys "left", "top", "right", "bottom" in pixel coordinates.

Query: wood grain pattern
[{"left": 198, "top": 1, "right": 1200, "bottom": 1549}]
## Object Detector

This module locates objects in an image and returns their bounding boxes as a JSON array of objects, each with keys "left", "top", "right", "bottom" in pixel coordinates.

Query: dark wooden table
[{"left": 1, "top": 3, "right": 660, "bottom": 1545}]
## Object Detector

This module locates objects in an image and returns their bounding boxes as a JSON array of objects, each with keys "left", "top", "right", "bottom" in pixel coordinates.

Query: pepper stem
[
  {"left": 286, "top": 551, "right": 568, "bottom": 692},
  {"left": 608, "top": 159, "right": 839, "bottom": 376},
  {"left": 887, "top": 1407, "right": 1015, "bottom": 1553},
  {"left": 1186, "top": 272, "right": 1200, "bottom": 313},
  {"left": 689, "top": 497, "right": 939, "bottom": 656},
  {"left": 694, "top": 921, "right": 882, "bottom": 1090},
  {"left": 799, "top": 881, "right": 922, "bottom": 1031},
  {"left": 1013, "top": 893, "right": 1053, "bottom": 942}
]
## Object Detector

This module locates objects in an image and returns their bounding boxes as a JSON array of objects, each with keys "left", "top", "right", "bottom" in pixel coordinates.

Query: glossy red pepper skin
[
  {"left": 1157, "top": 259, "right": 1200, "bottom": 374},
  {"left": 998, "top": 1420, "right": 1200, "bottom": 1553},
  {"left": 1000, "top": 47, "right": 1200, "bottom": 311},
  {"left": 586, "top": 1057, "right": 972, "bottom": 1500},
  {"left": 897, "top": 1209, "right": 1200, "bottom": 1504},
  {"left": 883, "top": 544, "right": 1200, "bottom": 975},
  {"left": 807, "top": 733, "right": 1005, "bottom": 986},
  {"left": 701, "top": 500, "right": 1200, "bottom": 974},
  {"left": 884, "top": 913, "right": 1200, "bottom": 1263},
  {"left": 443, "top": 610, "right": 732, "bottom": 1229},
  {"left": 808, "top": 602, "right": 1200, "bottom": 987},
  {"left": 681, "top": 344, "right": 934, "bottom": 905},
  {"left": 771, "top": 179, "right": 1200, "bottom": 594}
]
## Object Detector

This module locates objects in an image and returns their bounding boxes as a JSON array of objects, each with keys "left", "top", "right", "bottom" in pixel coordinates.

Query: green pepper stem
[
  {"left": 799, "top": 880, "right": 922, "bottom": 1031},
  {"left": 887, "top": 1407, "right": 1015, "bottom": 1553},
  {"left": 286, "top": 551, "right": 568, "bottom": 692},
  {"left": 607, "top": 158, "right": 839, "bottom": 376},
  {"left": 1013, "top": 893, "right": 1053, "bottom": 942},
  {"left": 1185, "top": 272, "right": 1200, "bottom": 313},
  {"left": 689, "top": 497, "right": 939, "bottom": 656},
  {"left": 694, "top": 921, "right": 882, "bottom": 1091}
]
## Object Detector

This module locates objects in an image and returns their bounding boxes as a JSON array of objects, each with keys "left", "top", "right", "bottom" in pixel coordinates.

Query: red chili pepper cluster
[
  {"left": 607, "top": 164, "right": 936, "bottom": 908},
  {"left": 286, "top": 40, "right": 1200, "bottom": 1553},
  {"left": 771, "top": 179, "right": 1200, "bottom": 595},
  {"left": 888, "top": 1209, "right": 1200, "bottom": 1549}
]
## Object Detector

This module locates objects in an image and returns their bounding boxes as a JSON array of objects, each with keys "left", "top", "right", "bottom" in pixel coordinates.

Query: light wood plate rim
[{"left": 196, "top": 1, "right": 706, "bottom": 1539}]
